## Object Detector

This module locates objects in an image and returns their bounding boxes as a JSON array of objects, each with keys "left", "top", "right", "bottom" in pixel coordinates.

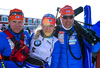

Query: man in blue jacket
[
  {"left": 0, "top": 8, "right": 30, "bottom": 68},
  {"left": 55, "top": 5, "right": 100, "bottom": 68}
]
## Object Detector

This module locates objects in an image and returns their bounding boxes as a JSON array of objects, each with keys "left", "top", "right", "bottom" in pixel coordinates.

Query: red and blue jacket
[{"left": 0, "top": 28, "right": 30, "bottom": 68}]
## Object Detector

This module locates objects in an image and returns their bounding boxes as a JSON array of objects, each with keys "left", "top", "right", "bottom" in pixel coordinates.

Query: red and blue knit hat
[
  {"left": 42, "top": 14, "right": 55, "bottom": 26},
  {"left": 8, "top": 8, "right": 24, "bottom": 22}
]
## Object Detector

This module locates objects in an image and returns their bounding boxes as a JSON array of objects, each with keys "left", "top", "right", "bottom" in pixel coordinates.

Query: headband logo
[
  {"left": 66, "top": 10, "right": 70, "bottom": 12},
  {"left": 49, "top": 19, "right": 52, "bottom": 22},
  {"left": 15, "top": 16, "right": 20, "bottom": 18}
]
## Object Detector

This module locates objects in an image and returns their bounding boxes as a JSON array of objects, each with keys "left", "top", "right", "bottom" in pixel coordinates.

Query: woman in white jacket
[{"left": 25, "top": 14, "right": 61, "bottom": 68}]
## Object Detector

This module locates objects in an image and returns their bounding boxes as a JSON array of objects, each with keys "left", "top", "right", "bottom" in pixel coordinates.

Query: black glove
[{"left": 86, "top": 28, "right": 100, "bottom": 45}]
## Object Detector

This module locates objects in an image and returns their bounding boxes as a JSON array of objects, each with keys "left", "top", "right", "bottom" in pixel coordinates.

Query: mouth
[
  {"left": 65, "top": 22, "right": 70, "bottom": 25},
  {"left": 46, "top": 31, "right": 52, "bottom": 33},
  {"left": 14, "top": 28, "right": 21, "bottom": 31},
  {"left": 14, "top": 28, "right": 19, "bottom": 30}
]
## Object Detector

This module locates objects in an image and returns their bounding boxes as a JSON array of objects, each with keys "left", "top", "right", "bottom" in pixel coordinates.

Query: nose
[
  {"left": 65, "top": 18, "right": 71, "bottom": 22},
  {"left": 16, "top": 22, "right": 20, "bottom": 26},
  {"left": 67, "top": 18, "right": 70, "bottom": 20},
  {"left": 46, "top": 26, "right": 50, "bottom": 29}
]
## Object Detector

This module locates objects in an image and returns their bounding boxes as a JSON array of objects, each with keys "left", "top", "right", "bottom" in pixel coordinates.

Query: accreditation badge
[
  {"left": 24, "top": 35, "right": 27, "bottom": 44},
  {"left": 8, "top": 39, "right": 14, "bottom": 51},
  {"left": 24, "top": 35, "right": 29, "bottom": 47},
  {"left": 69, "top": 34, "right": 77, "bottom": 45},
  {"left": 58, "top": 31, "right": 64, "bottom": 44}
]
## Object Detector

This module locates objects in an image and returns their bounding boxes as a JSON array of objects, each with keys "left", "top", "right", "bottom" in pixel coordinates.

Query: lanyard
[
  {"left": 0, "top": 54, "right": 5, "bottom": 68},
  {"left": 50, "top": 37, "right": 54, "bottom": 55}
]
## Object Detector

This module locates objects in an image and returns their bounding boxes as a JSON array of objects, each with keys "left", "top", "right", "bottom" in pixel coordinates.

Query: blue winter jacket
[
  {"left": 0, "top": 28, "right": 30, "bottom": 68},
  {"left": 57, "top": 25, "right": 99, "bottom": 68}
]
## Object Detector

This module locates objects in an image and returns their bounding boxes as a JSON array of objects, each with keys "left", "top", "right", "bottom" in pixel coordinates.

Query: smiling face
[
  {"left": 9, "top": 19, "right": 24, "bottom": 33},
  {"left": 61, "top": 14, "right": 74, "bottom": 28},
  {"left": 42, "top": 24, "right": 55, "bottom": 37}
]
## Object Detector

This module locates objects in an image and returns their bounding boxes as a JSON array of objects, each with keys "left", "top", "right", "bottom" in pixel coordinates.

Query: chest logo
[{"left": 34, "top": 40, "right": 41, "bottom": 46}]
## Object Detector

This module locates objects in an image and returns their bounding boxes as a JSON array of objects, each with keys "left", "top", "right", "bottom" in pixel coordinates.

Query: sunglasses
[
  {"left": 62, "top": 15, "right": 74, "bottom": 19},
  {"left": 43, "top": 14, "right": 55, "bottom": 19},
  {"left": 10, "top": 12, "right": 24, "bottom": 16}
]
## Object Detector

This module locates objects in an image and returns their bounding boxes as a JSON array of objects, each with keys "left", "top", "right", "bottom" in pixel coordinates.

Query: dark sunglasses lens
[
  {"left": 18, "top": 12, "right": 24, "bottom": 16},
  {"left": 10, "top": 12, "right": 24, "bottom": 16},
  {"left": 63, "top": 16, "right": 68, "bottom": 19},
  {"left": 69, "top": 16, "right": 73, "bottom": 19},
  {"left": 11, "top": 12, "right": 17, "bottom": 15},
  {"left": 63, "top": 16, "right": 73, "bottom": 19},
  {"left": 44, "top": 14, "right": 55, "bottom": 19}
]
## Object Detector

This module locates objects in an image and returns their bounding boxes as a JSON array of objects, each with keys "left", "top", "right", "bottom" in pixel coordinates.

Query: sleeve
[
  {"left": 0, "top": 62, "right": 3, "bottom": 68},
  {"left": 30, "top": 33, "right": 34, "bottom": 41},
  {"left": 50, "top": 41, "right": 61, "bottom": 68},
  {"left": 29, "top": 33, "right": 34, "bottom": 49},
  {"left": 0, "top": 33, "right": 11, "bottom": 56},
  {"left": 92, "top": 25, "right": 100, "bottom": 37}
]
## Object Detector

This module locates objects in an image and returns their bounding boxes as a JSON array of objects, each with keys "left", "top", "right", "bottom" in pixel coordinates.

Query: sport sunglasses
[
  {"left": 62, "top": 15, "right": 74, "bottom": 19},
  {"left": 44, "top": 14, "right": 55, "bottom": 19},
  {"left": 10, "top": 12, "right": 24, "bottom": 16}
]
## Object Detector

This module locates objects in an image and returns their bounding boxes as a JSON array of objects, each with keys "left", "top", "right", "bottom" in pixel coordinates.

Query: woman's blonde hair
[{"left": 33, "top": 25, "right": 42, "bottom": 39}]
